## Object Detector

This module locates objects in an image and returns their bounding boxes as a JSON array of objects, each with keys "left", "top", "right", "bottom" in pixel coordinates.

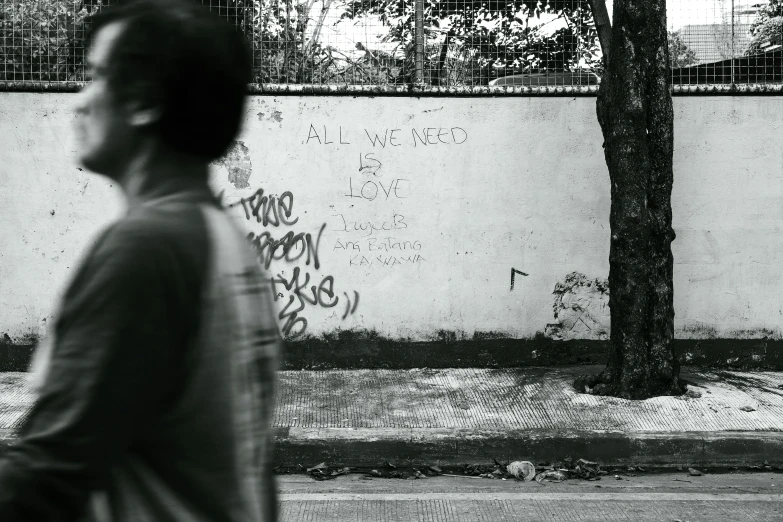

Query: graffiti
[
  {"left": 333, "top": 212, "right": 408, "bottom": 236},
  {"left": 231, "top": 185, "right": 359, "bottom": 339},
  {"left": 349, "top": 254, "right": 426, "bottom": 268},
  {"left": 364, "top": 129, "right": 404, "bottom": 148},
  {"left": 344, "top": 177, "right": 411, "bottom": 201},
  {"left": 510, "top": 268, "right": 529, "bottom": 291},
  {"left": 358, "top": 152, "right": 382, "bottom": 176},
  {"left": 305, "top": 124, "right": 351, "bottom": 145},
  {"left": 411, "top": 127, "right": 467, "bottom": 146},
  {"left": 334, "top": 237, "right": 422, "bottom": 253},
  {"left": 303, "top": 125, "right": 468, "bottom": 148},
  {"left": 270, "top": 266, "right": 340, "bottom": 337},
  {"left": 228, "top": 187, "right": 298, "bottom": 227},
  {"left": 247, "top": 223, "right": 325, "bottom": 270},
  {"left": 342, "top": 291, "right": 359, "bottom": 320}
]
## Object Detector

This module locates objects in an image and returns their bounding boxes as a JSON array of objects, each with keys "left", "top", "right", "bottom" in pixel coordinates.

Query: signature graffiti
[
  {"left": 229, "top": 187, "right": 298, "bottom": 227},
  {"left": 269, "top": 266, "right": 359, "bottom": 337},
  {"left": 349, "top": 254, "right": 425, "bottom": 268},
  {"left": 230, "top": 186, "right": 360, "bottom": 339},
  {"left": 342, "top": 291, "right": 359, "bottom": 320},
  {"left": 247, "top": 223, "right": 325, "bottom": 270}
]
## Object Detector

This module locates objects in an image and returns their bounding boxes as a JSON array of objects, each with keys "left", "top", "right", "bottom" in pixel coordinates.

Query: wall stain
[
  {"left": 257, "top": 110, "right": 284, "bottom": 127},
  {"left": 214, "top": 141, "right": 252, "bottom": 189},
  {"left": 545, "top": 272, "right": 610, "bottom": 341},
  {"left": 3, "top": 327, "right": 783, "bottom": 371}
]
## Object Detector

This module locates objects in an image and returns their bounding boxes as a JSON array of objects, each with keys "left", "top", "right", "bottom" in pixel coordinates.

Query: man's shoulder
[{"left": 89, "top": 204, "right": 212, "bottom": 272}]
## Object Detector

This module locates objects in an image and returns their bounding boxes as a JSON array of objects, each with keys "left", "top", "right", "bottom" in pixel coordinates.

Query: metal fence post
[
  {"left": 731, "top": 0, "right": 736, "bottom": 87},
  {"left": 414, "top": 0, "right": 425, "bottom": 85}
]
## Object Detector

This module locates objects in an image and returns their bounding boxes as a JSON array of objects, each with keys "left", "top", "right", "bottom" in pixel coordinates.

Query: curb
[
  {"left": 272, "top": 428, "right": 783, "bottom": 469},
  {"left": 4, "top": 428, "right": 781, "bottom": 469}
]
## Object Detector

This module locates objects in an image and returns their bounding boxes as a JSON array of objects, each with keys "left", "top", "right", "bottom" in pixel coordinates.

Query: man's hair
[{"left": 88, "top": 0, "right": 252, "bottom": 162}]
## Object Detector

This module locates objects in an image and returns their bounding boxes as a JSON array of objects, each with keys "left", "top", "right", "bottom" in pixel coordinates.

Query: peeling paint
[
  {"left": 213, "top": 141, "right": 252, "bottom": 189},
  {"left": 257, "top": 110, "right": 283, "bottom": 126},
  {"left": 545, "top": 272, "right": 610, "bottom": 341}
]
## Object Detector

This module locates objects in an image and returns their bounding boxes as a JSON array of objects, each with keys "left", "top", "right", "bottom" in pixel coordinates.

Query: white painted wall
[{"left": 1, "top": 93, "right": 781, "bottom": 342}]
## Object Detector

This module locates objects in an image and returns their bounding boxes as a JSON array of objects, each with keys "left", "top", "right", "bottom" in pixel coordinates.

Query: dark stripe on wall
[{"left": 1, "top": 334, "right": 780, "bottom": 372}]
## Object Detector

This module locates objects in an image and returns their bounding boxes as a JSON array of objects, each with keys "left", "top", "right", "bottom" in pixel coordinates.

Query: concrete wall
[{"left": 1, "top": 93, "right": 781, "bottom": 347}]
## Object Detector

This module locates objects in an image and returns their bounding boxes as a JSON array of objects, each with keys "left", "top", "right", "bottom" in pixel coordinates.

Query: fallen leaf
[
  {"left": 740, "top": 406, "right": 756, "bottom": 412},
  {"left": 535, "top": 470, "right": 567, "bottom": 483},
  {"left": 306, "top": 462, "right": 328, "bottom": 473},
  {"left": 688, "top": 467, "right": 703, "bottom": 476}
]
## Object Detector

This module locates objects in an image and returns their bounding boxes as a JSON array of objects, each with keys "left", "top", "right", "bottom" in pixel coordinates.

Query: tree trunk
[
  {"left": 434, "top": 30, "right": 454, "bottom": 86},
  {"left": 584, "top": 0, "right": 684, "bottom": 399}
]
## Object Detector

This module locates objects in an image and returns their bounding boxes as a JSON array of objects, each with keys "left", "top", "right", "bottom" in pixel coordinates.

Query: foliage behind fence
[{"left": 1, "top": 0, "right": 781, "bottom": 91}]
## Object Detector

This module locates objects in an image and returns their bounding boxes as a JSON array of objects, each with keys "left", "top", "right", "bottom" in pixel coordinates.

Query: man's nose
[{"left": 73, "top": 86, "right": 89, "bottom": 115}]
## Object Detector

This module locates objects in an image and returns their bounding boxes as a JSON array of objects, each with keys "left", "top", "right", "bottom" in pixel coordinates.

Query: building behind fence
[{"left": 1, "top": 0, "right": 782, "bottom": 91}]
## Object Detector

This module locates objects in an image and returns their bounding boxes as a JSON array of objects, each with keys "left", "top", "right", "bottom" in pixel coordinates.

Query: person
[{"left": 0, "top": 1, "right": 281, "bottom": 520}]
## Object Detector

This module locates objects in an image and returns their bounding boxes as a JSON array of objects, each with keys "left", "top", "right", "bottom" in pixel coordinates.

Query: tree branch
[{"left": 587, "top": 0, "right": 612, "bottom": 63}]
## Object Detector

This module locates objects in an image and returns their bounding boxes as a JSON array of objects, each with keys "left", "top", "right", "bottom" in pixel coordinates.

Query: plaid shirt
[{"left": 0, "top": 178, "right": 281, "bottom": 522}]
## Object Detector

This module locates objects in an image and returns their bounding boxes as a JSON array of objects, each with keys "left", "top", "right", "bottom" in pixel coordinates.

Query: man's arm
[{"left": 0, "top": 222, "right": 177, "bottom": 521}]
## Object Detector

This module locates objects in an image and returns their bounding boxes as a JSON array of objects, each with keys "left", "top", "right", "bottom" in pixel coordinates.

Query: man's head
[{"left": 74, "top": 0, "right": 251, "bottom": 178}]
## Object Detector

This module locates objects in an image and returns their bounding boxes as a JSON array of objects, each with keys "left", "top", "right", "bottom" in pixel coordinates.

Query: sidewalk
[{"left": 1, "top": 366, "right": 782, "bottom": 468}]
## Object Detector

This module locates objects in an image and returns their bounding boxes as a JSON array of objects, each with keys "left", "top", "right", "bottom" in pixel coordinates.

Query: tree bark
[
  {"left": 434, "top": 30, "right": 454, "bottom": 86},
  {"left": 586, "top": 0, "right": 612, "bottom": 63},
  {"left": 583, "top": 0, "right": 683, "bottom": 399}
]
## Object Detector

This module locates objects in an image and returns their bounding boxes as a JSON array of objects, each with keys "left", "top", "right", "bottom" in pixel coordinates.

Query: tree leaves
[{"left": 0, "top": 0, "right": 93, "bottom": 82}]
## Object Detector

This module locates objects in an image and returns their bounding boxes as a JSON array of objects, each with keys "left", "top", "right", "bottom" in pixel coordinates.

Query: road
[{"left": 277, "top": 471, "right": 782, "bottom": 521}]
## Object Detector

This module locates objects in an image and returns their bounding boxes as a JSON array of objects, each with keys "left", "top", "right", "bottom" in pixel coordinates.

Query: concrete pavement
[
  {"left": 2, "top": 366, "right": 783, "bottom": 468},
  {"left": 276, "top": 472, "right": 783, "bottom": 521}
]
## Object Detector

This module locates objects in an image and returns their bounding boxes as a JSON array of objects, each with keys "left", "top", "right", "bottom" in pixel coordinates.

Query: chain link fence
[{"left": 1, "top": 0, "right": 781, "bottom": 92}]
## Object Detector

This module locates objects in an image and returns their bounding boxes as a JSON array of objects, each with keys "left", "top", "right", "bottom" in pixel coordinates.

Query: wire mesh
[{"left": 0, "top": 0, "right": 781, "bottom": 91}]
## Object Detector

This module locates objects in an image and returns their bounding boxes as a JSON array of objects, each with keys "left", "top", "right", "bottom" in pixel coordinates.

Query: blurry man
[{"left": 0, "top": 1, "right": 280, "bottom": 520}]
